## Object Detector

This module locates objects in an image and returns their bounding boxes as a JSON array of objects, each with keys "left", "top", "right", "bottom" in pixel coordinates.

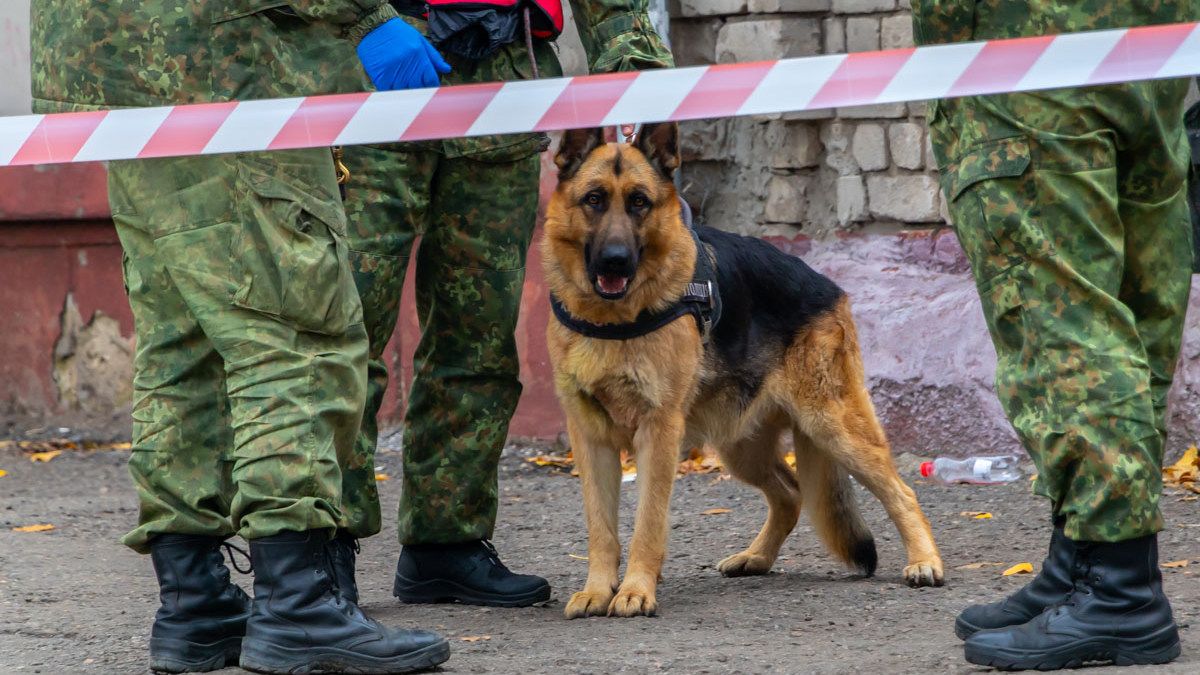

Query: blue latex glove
[{"left": 357, "top": 18, "right": 451, "bottom": 90}]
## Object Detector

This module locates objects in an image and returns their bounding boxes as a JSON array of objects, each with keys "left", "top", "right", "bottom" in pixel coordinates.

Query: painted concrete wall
[{"left": 0, "top": 0, "right": 31, "bottom": 115}]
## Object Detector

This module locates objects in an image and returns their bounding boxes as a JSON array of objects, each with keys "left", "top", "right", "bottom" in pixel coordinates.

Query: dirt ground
[{"left": 1, "top": 441, "right": 1197, "bottom": 674}]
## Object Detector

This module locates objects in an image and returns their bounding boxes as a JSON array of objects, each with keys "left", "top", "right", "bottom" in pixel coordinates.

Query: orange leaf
[
  {"left": 13, "top": 524, "right": 55, "bottom": 533},
  {"left": 973, "top": 513, "right": 993, "bottom": 520},
  {"left": 1002, "top": 562, "right": 1033, "bottom": 576},
  {"left": 374, "top": 473, "right": 389, "bottom": 482},
  {"left": 0, "top": 469, "right": 7, "bottom": 478},
  {"left": 459, "top": 635, "right": 491, "bottom": 643},
  {"left": 28, "top": 450, "right": 62, "bottom": 463},
  {"left": 701, "top": 508, "right": 731, "bottom": 516},
  {"left": 1164, "top": 447, "right": 1199, "bottom": 486},
  {"left": 1161, "top": 560, "right": 1190, "bottom": 569}
]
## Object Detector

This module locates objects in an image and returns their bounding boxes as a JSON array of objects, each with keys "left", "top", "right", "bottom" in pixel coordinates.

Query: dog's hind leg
[
  {"left": 564, "top": 418, "right": 624, "bottom": 619},
  {"left": 786, "top": 302, "right": 943, "bottom": 587},
  {"left": 715, "top": 415, "right": 802, "bottom": 577}
]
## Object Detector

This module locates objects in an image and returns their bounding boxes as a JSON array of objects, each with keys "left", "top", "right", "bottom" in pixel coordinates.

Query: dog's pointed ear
[
  {"left": 555, "top": 128, "right": 605, "bottom": 181},
  {"left": 634, "top": 122, "right": 680, "bottom": 179}
]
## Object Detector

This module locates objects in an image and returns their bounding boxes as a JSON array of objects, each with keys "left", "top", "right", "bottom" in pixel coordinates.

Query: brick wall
[{"left": 669, "top": 0, "right": 946, "bottom": 236}]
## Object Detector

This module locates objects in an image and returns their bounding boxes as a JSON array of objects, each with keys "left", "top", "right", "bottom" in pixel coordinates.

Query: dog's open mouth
[{"left": 594, "top": 274, "right": 632, "bottom": 300}]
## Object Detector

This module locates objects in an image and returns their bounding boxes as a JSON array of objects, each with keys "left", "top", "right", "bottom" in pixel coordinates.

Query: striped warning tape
[{"left": 3, "top": 21, "right": 1198, "bottom": 167}]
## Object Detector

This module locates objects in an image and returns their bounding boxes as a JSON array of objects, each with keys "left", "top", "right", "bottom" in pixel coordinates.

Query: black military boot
[
  {"left": 955, "top": 522, "right": 1076, "bottom": 639},
  {"left": 148, "top": 534, "right": 252, "bottom": 673},
  {"left": 327, "top": 530, "right": 360, "bottom": 605},
  {"left": 964, "top": 533, "right": 1181, "bottom": 670},
  {"left": 393, "top": 540, "right": 551, "bottom": 607},
  {"left": 240, "top": 530, "right": 450, "bottom": 675}
]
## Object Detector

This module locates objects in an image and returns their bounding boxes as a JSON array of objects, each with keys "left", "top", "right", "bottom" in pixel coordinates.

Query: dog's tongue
[{"left": 598, "top": 275, "right": 629, "bottom": 295}]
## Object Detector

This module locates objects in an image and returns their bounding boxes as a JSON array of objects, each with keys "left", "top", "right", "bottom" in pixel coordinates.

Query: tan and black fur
[{"left": 543, "top": 123, "right": 943, "bottom": 619}]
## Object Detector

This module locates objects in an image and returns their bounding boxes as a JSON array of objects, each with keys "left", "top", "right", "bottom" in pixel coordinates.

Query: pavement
[{"left": 1, "top": 442, "right": 1197, "bottom": 674}]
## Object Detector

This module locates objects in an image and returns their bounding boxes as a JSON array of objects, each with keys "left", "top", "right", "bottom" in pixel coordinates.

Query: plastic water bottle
[{"left": 920, "top": 455, "right": 1022, "bottom": 485}]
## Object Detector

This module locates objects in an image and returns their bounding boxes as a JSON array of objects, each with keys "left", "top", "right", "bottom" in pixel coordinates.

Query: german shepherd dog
[{"left": 542, "top": 123, "right": 944, "bottom": 619}]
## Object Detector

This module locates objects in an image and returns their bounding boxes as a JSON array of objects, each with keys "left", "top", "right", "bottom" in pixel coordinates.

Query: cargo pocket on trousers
[{"left": 231, "top": 174, "right": 362, "bottom": 336}]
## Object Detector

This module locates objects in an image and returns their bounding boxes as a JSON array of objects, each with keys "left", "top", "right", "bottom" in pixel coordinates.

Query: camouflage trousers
[
  {"left": 110, "top": 150, "right": 368, "bottom": 552},
  {"left": 339, "top": 143, "right": 540, "bottom": 545},
  {"left": 930, "top": 80, "right": 1194, "bottom": 542}
]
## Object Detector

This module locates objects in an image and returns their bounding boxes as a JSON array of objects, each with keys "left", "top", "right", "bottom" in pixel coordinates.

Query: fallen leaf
[
  {"left": 0, "top": 469, "right": 7, "bottom": 478},
  {"left": 459, "top": 635, "right": 491, "bottom": 643},
  {"left": 1002, "top": 562, "right": 1034, "bottom": 576},
  {"left": 1161, "top": 560, "right": 1190, "bottom": 569},
  {"left": 374, "top": 473, "right": 389, "bottom": 482},
  {"left": 28, "top": 450, "right": 62, "bottom": 463},
  {"left": 701, "top": 508, "right": 731, "bottom": 516},
  {"left": 956, "top": 562, "right": 1005, "bottom": 570},
  {"left": 973, "top": 513, "right": 993, "bottom": 520},
  {"left": 568, "top": 553, "right": 589, "bottom": 561},
  {"left": 1180, "top": 495, "right": 1198, "bottom": 502},
  {"left": 959, "top": 511, "right": 991, "bottom": 518},
  {"left": 1164, "top": 447, "right": 1199, "bottom": 495},
  {"left": 13, "top": 524, "right": 55, "bottom": 533}
]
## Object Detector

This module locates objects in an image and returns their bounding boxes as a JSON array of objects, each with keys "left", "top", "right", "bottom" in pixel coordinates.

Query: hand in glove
[{"left": 357, "top": 18, "right": 451, "bottom": 90}]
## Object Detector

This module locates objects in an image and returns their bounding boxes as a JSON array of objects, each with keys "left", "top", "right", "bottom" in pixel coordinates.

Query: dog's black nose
[{"left": 597, "top": 244, "right": 633, "bottom": 273}]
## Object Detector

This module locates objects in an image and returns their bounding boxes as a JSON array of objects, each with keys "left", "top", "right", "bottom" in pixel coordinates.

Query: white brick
[
  {"left": 837, "top": 175, "right": 867, "bottom": 224},
  {"left": 907, "top": 101, "right": 928, "bottom": 117},
  {"left": 888, "top": 122, "right": 923, "bottom": 170},
  {"left": 881, "top": 15, "right": 914, "bottom": 50},
  {"left": 764, "top": 175, "right": 809, "bottom": 223},
  {"left": 867, "top": 174, "right": 941, "bottom": 222},
  {"left": 823, "top": 17, "right": 845, "bottom": 54},
  {"left": 748, "top": 0, "right": 830, "bottom": 11},
  {"left": 846, "top": 16, "right": 880, "bottom": 53},
  {"left": 820, "top": 121, "right": 858, "bottom": 176},
  {"left": 832, "top": 0, "right": 895, "bottom": 13},
  {"left": 852, "top": 123, "right": 888, "bottom": 171},
  {"left": 678, "top": 0, "right": 746, "bottom": 17},
  {"left": 773, "top": 123, "right": 822, "bottom": 169},
  {"left": 716, "top": 18, "right": 823, "bottom": 63}
]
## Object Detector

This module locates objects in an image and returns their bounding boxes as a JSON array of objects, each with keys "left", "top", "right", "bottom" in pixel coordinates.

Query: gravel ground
[{"left": 1, "top": 442, "right": 1197, "bottom": 674}]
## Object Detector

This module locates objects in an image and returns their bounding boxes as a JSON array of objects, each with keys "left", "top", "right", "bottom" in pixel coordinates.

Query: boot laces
[
  {"left": 221, "top": 540, "right": 253, "bottom": 574},
  {"left": 481, "top": 540, "right": 510, "bottom": 571},
  {"left": 1053, "top": 548, "right": 1098, "bottom": 611}
]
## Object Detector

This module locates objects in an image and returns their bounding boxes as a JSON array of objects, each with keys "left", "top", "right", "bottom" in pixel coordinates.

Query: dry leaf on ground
[
  {"left": 956, "top": 562, "right": 1005, "bottom": 570},
  {"left": 1164, "top": 446, "right": 1199, "bottom": 494},
  {"left": 459, "top": 636, "right": 491, "bottom": 643},
  {"left": 1161, "top": 560, "right": 1191, "bottom": 569},
  {"left": 374, "top": 473, "right": 389, "bottom": 482},
  {"left": 701, "top": 508, "right": 732, "bottom": 516},
  {"left": 568, "top": 553, "right": 588, "bottom": 561},
  {"left": 28, "top": 450, "right": 62, "bottom": 463},
  {"left": 13, "top": 524, "right": 55, "bottom": 533},
  {"left": 959, "top": 511, "right": 991, "bottom": 518},
  {"left": 1003, "top": 562, "right": 1034, "bottom": 576},
  {"left": 0, "top": 469, "right": 7, "bottom": 478},
  {"left": 973, "top": 513, "right": 993, "bottom": 520}
]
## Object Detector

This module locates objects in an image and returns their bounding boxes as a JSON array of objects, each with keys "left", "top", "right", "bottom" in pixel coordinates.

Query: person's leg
[
  {"left": 108, "top": 160, "right": 251, "bottom": 674},
  {"left": 114, "top": 150, "right": 447, "bottom": 674},
  {"left": 339, "top": 145, "right": 434, "bottom": 544},
  {"left": 944, "top": 83, "right": 1186, "bottom": 668},
  {"left": 391, "top": 152, "right": 550, "bottom": 606}
]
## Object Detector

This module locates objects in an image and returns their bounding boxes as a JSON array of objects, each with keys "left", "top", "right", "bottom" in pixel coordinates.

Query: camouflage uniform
[
  {"left": 30, "top": 0, "right": 404, "bottom": 551},
  {"left": 912, "top": 1, "right": 1195, "bottom": 542},
  {"left": 338, "top": 3, "right": 673, "bottom": 544}
]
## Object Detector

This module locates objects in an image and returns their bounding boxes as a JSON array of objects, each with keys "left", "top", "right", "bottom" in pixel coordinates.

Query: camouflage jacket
[{"left": 31, "top": 0, "right": 400, "bottom": 113}]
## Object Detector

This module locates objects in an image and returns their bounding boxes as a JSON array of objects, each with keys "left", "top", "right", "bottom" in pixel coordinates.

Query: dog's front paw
[
  {"left": 717, "top": 550, "right": 774, "bottom": 577},
  {"left": 565, "top": 589, "right": 614, "bottom": 619},
  {"left": 904, "top": 559, "right": 945, "bottom": 587},
  {"left": 607, "top": 583, "right": 657, "bottom": 618}
]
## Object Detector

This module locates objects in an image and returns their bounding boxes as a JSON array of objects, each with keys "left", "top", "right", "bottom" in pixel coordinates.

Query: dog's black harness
[{"left": 549, "top": 199, "right": 722, "bottom": 341}]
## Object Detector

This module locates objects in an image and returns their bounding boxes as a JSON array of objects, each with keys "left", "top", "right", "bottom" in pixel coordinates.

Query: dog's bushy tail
[{"left": 793, "top": 434, "right": 877, "bottom": 577}]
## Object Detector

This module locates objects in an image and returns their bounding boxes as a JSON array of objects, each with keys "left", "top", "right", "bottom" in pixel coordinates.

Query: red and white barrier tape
[{"left": 4, "top": 22, "right": 1199, "bottom": 167}]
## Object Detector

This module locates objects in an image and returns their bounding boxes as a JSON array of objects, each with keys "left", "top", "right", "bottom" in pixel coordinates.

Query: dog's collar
[{"left": 549, "top": 199, "right": 723, "bottom": 342}]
